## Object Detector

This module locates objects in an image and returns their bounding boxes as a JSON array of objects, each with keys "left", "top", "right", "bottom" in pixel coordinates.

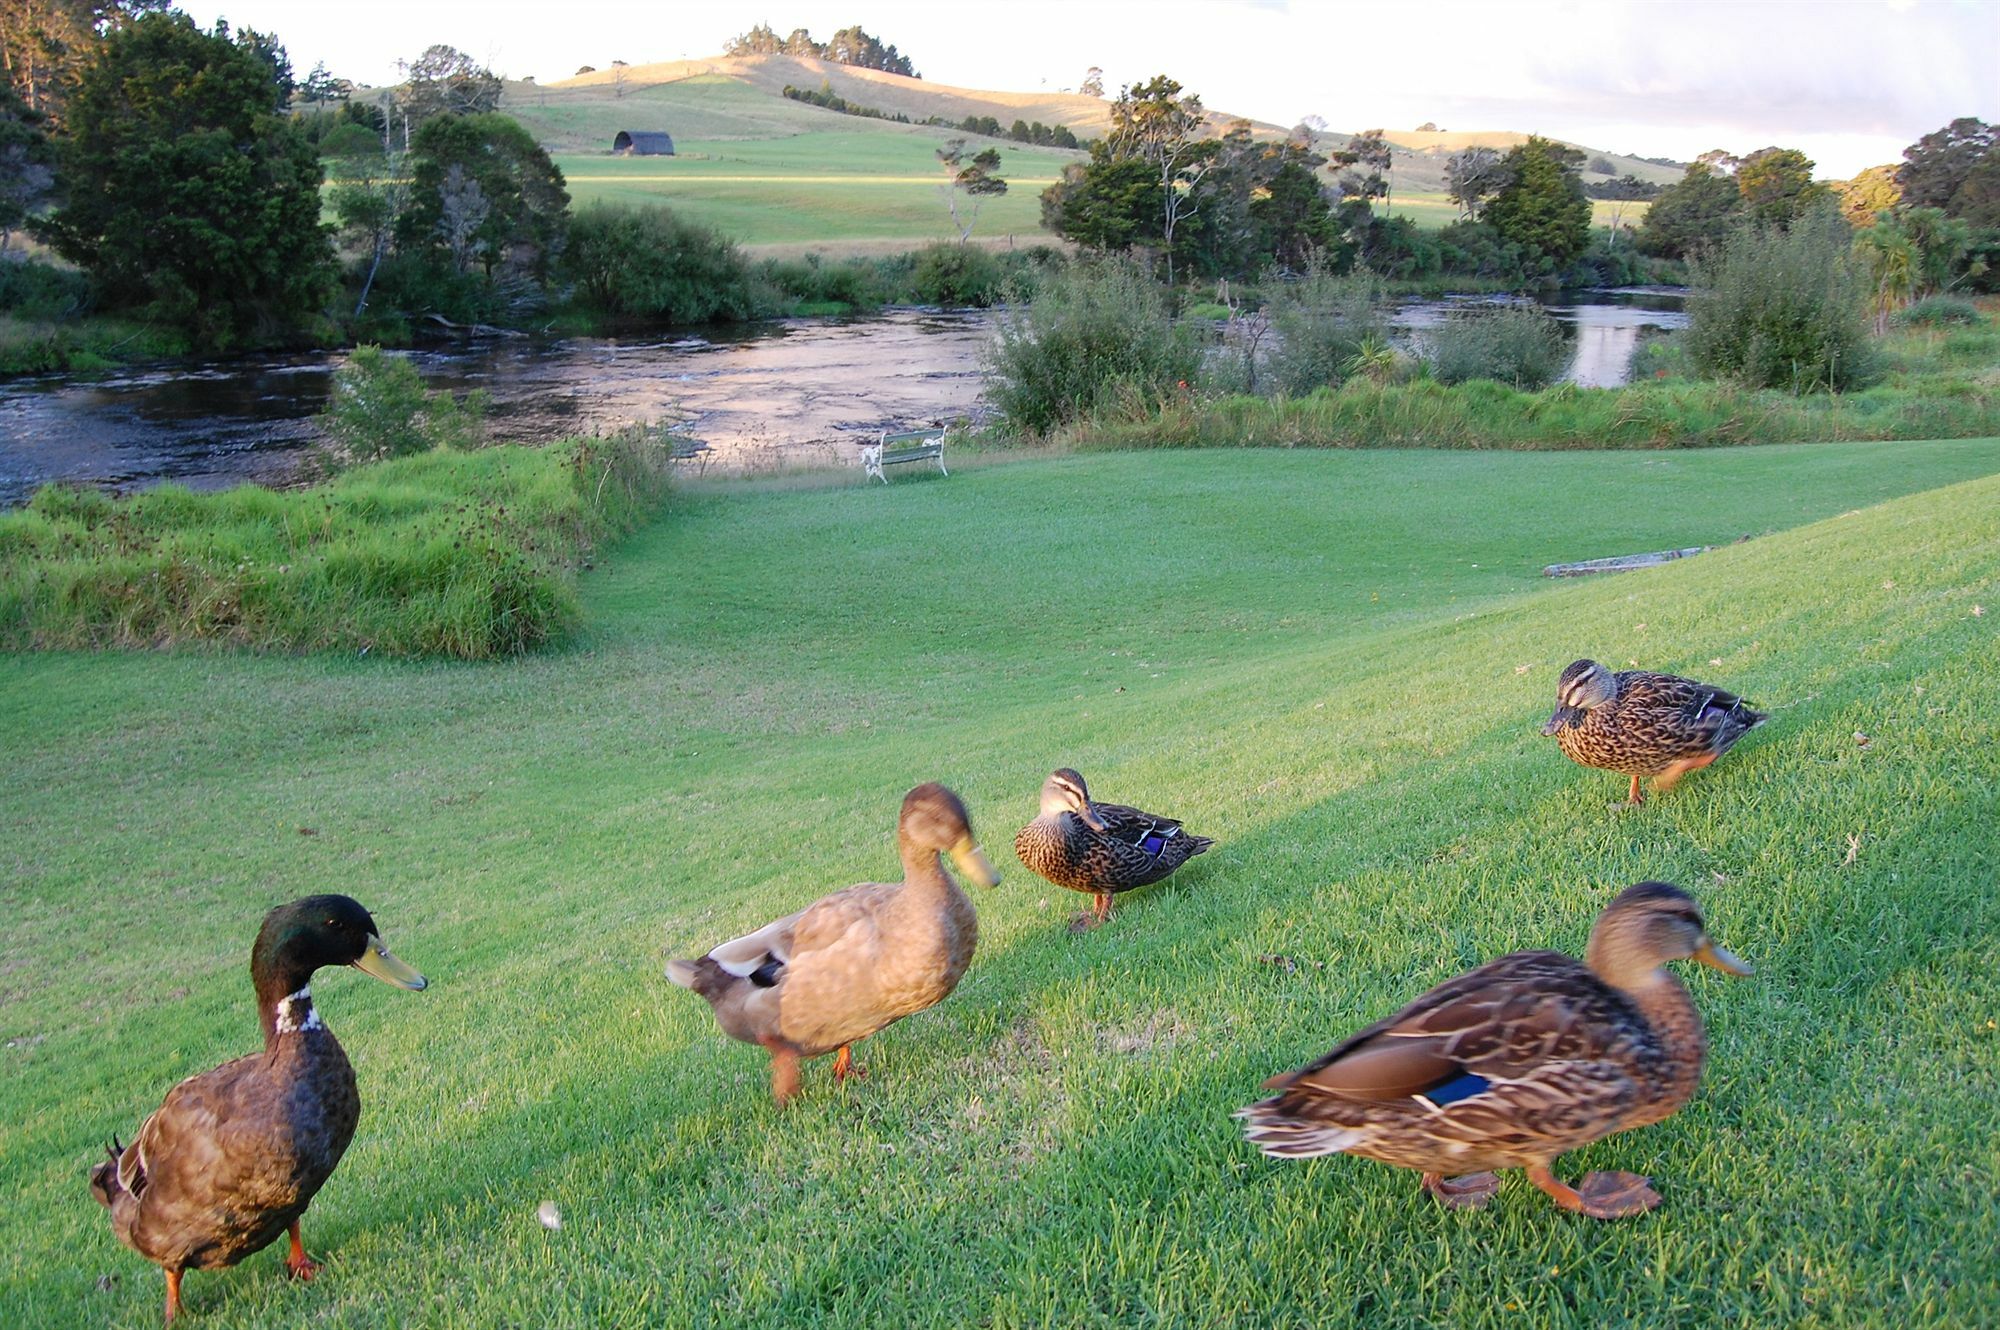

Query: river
[{"left": 0, "top": 292, "right": 1684, "bottom": 507}]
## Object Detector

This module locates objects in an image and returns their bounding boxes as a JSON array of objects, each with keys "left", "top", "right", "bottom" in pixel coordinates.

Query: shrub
[
  {"left": 911, "top": 242, "right": 1004, "bottom": 307},
  {"left": 316, "top": 122, "right": 383, "bottom": 159},
  {"left": 756, "top": 253, "right": 884, "bottom": 311},
  {"left": 1685, "top": 209, "right": 1877, "bottom": 392},
  {"left": 985, "top": 259, "right": 1203, "bottom": 435},
  {"left": 1266, "top": 266, "right": 1390, "bottom": 395},
  {"left": 1421, "top": 304, "right": 1572, "bottom": 389},
  {"left": 1893, "top": 294, "right": 1982, "bottom": 327},
  {"left": 562, "top": 203, "right": 758, "bottom": 323},
  {"left": 0, "top": 258, "right": 92, "bottom": 320},
  {"left": 318, "top": 345, "right": 487, "bottom": 466}
]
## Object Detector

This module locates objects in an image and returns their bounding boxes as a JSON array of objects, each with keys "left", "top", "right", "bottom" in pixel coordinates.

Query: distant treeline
[
  {"left": 781, "top": 82, "right": 1082, "bottom": 148},
  {"left": 727, "top": 23, "right": 917, "bottom": 78},
  {"left": 1584, "top": 175, "right": 1662, "bottom": 200}
]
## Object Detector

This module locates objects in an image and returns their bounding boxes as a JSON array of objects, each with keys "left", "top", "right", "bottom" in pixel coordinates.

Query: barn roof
[{"left": 612, "top": 130, "right": 675, "bottom": 155}]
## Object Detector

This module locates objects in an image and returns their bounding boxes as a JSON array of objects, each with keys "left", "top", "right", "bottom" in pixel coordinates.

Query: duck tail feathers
[{"left": 89, "top": 1137, "right": 124, "bottom": 1209}]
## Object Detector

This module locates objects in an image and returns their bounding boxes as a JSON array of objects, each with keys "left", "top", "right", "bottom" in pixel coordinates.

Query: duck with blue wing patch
[
  {"left": 1238, "top": 882, "right": 1752, "bottom": 1219},
  {"left": 1013, "top": 768, "right": 1214, "bottom": 928}
]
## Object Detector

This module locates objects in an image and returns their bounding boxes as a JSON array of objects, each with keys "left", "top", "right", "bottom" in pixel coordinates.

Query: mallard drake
[
  {"left": 1014, "top": 768, "right": 1213, "bottom": 926},
  {"left": 1239, "top": 881, "right": 1751, "bottom": 1219},
  {"left": 1542, "top": 659, "right": 1767, "bottom": 804},
  {"left": 91, "top": 895, "right": 427, "bottom": 1321},
  {"left": 667, "top": 783, "right": 1000, "bottom": 1104}
]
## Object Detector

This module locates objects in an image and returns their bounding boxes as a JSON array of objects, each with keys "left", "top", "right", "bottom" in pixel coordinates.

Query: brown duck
[
  {"left": 1543, "top": 659, "right": 1767, "bottom": 804},
  {"left": 1239, "top": 881, "right": 1751, "bottom": 1218},
  {"left": 667, "top": 783, "right": 1000, "bottom": 1104},
  {"left": 1013, "top": 768, "right": 1213, "bottom": 926},
  {"left": 91, "top": 894, "right": 427, "bottom": 1321}
]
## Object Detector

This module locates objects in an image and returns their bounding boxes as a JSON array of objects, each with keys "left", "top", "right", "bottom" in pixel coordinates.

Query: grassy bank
[
  {"left": 1054, "top": 303, "right": 2000, "bottom": 451},
  {"left": 2, "top": 442, "right": 1998, "bottom": 1327},
  {"left": 0, "top": 313, "right": 192, "bottom": 376},
  {"left": 0, "top": 432, "right": 670, "bottom": 657}
]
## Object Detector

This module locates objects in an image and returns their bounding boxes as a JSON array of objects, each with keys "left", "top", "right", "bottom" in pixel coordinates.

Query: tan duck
[
  {"left": 1543, "top": 659, "right": 1767, "bottom": 804},
  {"left": 91, "top": 895, "right": 427, "bottom": 1321},
  {"left": 1013, "top": 768, "right": 1213, "bottom": 927},
  {"left": 667, "top": 783, "right": 1000, "bottom": 1104},
  {"left": 1239, "top": 881, "right": 1751, "bottom": 1219}
]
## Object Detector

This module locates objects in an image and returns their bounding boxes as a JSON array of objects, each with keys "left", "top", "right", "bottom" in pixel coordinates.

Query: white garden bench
[{"left": 861, "top": 426, "right": 950, "bottom": 483}]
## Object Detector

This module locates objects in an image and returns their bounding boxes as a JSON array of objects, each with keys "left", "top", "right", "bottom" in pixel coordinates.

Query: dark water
[{"left": 0, "top": 292, "right": 1684, "bottom": 507}]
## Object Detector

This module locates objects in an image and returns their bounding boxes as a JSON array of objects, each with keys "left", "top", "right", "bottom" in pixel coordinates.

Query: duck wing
[
  {"left": 1618, "top": 671, "right": 1767, "bottom": 754},
  {"left": 1243, "top": 951, "right": 1653, "bottom": 1156},
  {"left": 1088, "top": 802, "right": 1214, "bottom": 883}
]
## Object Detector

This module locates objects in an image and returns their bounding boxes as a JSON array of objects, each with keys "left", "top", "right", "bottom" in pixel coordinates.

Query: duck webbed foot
[
  {"left": 1574, "top": 1170, "right": 1662, "bottom": 1219},
  {"left": 832, "top": 1044, "right": 866, "bottom": 1083},
  {"left": 285, "top": 1221, "right": 321, "bottom": 1281},
  {"left": 1421, "top": 1171, "right": 1501, "bottom": 1210}
]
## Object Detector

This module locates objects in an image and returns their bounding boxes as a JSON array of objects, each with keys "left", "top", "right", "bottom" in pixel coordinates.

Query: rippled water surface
[{"left": 0, "top": 292, "right": 1684, "bottom": 507}]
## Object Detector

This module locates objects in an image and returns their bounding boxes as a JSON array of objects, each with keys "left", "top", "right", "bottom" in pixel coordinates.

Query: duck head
[
  {"left": 1583, "top": 881, "right": 1753, "bottom": 988},
  {"left": 1039, "top": 767, "right": 1107, "bottom": 832},
  {"left": 251, "top": 894, "right": 428, "bottom": 1002},
  {"left": 900, "top": 783, "right": 1001, "bottom": 887},
  {"left": 1542, "top": 658, "right": 1618, "bottom": 735}
]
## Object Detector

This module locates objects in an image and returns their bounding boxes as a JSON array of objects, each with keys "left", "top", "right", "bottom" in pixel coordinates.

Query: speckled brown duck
[
  {"left": 91, "top": 895, "right": 427, "bottom": 1321},
  {"left": 1013, "top": 768, "right": 1214, "bottom": 927},
  {"left": 667, "top": 783, "right": 1001, "bottom": 1105},
  {"left": 1543, "top": 659, "right": 1767, "bottom": 804},
  {"left": 1239, "top": 881, "right": 1751, "bottom": 1219}
]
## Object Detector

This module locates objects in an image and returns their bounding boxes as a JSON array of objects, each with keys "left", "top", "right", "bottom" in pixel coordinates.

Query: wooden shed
[{"left": 612, "top": 130, "right": 675, "bottom": 156}]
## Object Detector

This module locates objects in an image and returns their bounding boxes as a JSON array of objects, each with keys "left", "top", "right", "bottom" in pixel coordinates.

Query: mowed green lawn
[{"left": 3, "top": 442, "right": 1998, "bottom": 1326}]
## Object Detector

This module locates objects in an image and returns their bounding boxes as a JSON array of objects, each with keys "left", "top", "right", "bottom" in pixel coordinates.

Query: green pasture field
[{"left": 3, "top": 441, "right": 1997, "bottom": 1326}]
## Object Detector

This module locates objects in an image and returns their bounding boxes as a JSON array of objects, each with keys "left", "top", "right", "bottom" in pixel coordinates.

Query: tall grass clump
[
  {"left": 1893, "top": 294, "right": 1982, "bottom": 327},
  {"left": 1686, "top": 208, "right": 1878, "bottom": 392},
  {"left": 0, "top": 429, "right": 672, "bottom": 658},
  {"left": 318, "top": 345, "right": 488, "bottom": 466},
  {"left": 1265, "top": 266, "right": 1391, "bottom": 394},
  {"left": 986, "top": 259, "right": 1203, "bottom": 435},
  {"left": 1421, "top": 304, "right": 1573, "bottom": 389}
]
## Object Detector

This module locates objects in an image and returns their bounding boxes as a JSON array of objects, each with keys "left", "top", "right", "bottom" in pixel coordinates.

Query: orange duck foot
[{"left": 1422, "top": 1171, "right": 1501, "bottom": 1210}]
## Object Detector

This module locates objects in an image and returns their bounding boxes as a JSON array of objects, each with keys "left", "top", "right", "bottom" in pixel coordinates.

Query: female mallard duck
[
  {"left": 667, "top": 783, "right": 1000, "bottom": 1105},
  {"left": 1014, "top": 768, "right": 1213, "bottom": 927},
  {"left": 1543, "top": 658, "right": 1767, "bottom": 804},
  {"left": 1239, "top": 881, "right": 1751, "bottom": 1219},
  {"left": 90, "top": 895, "right": 427, "bottom": 1321}
]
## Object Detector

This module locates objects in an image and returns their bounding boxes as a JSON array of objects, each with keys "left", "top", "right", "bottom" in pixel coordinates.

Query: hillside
[
  {"left": 3, "top": 441, "right": 1998, "bottom": 1327},
  {"left": 497, "top": 56, "right": 1673, "bottom": 245}
]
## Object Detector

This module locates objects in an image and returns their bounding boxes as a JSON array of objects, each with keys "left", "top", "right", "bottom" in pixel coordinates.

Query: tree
[
  {"left": 41, "top": 11, "right": 335, "bottom": 349},
  {"left": 1481, "top": 135, "right": 1589, "bottom": 265},
  {"left": 1252, "top": 159, "right": 1337, "bottom": 270},
  {"left": 230, "top": 24, "right": 293, "bottom": 111},
  {"left": 1636, "top": 163, "right": 1744, "bottom": 259},
  {"left": 1109, "top": 75, "right": 1217, "bottom": 285},
  {"left": 1735, "top": 146, "right": 1828, "bottom": 224},
  {"left": 0, "top": 0, "right": 168, "bottom": 130},
  {"left": 1834, "top": 164, "right": 1901, "bottom": 226},
  {"left": 327, "top": 115, "right": 408, "bottom": 316},
  {"left": 297, "top": 61, "right": 352, "bottom": 111},
  {"left": 1443, "top": 146, "right": 1508, "bottom": 220},
  {"left": 1949, "top": 152, "right": 2000, "bottom": 228},
  {"left": 1079, "top": 66, "right": 1104, "bottom": 99},
  {"left": 0, "top": 76, "right": 55, "bottom": 252},
  {"left": 936, "top": 138, "right": 1006, "bottom": 245},
  {"left": 724, "top": 24, "right": 782, "bottom": 55},
  {"left": 1897, "top": 117, "right": 1994, "bottom": 211},
  {"left": 397, "top": 112, "right": 568, "bottom": 280},
  {"left": 397, "top": 44, "right": 500, "bottom": 126},
  {"left": 1339, "top": 128, "right": 1392, "bottom": 214},
  {"left": 1041, "top": 147, "right": 1162, "bottom": 253},
  {"left": 823, "top": 26, "right": 917, "bottom": 77}
]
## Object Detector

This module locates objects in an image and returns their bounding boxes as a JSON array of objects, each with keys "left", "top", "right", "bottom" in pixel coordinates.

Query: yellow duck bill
[
  {"left": 352, "top": 936, "right": 428, "bottom": 990},
  {"left": 951, "top": 838, "right": 1002, "bottom": 888}
]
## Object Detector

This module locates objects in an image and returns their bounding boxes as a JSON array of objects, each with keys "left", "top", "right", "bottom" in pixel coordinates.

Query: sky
[{"left": 175, "top": 0, "right": 1999, "bottom": 178}]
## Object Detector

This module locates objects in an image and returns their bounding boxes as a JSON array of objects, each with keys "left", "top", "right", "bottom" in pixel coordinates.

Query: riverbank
[{"left": 0, "top": 429, "right": 671, "bottom": 658}]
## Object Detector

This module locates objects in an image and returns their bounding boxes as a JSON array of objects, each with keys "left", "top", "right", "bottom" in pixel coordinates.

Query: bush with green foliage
[
  {"left": 1266, "top": 266, "right": 1390, "bottom": 394},
  {"left": 317, "top": 344, "right": 486, "bottom": 465},
  {"left": 562, "top": 203, "right": 757, "bottom": 323},
  {"left": 1686, "top": 209, "right": 1877, "bottom": 392},
  {"left": 315, "top": 122, "right": 383, "bottom": 159},
  {"left": 986, "top": 259, "right": 1203, "bottom": 434},
  {"left": 397, "top": 113, "right": 568, "bottom": 281},
  {"left": 0, "top": 259, "right": 91, "bottom": 320},
  {"left": 910, "top": 242, "right": 1005, "bottom": 307},
  {"left": 1893, "top": 294, "right": 1982, "bottom": 326},
  {"left": 1420, "top": 304, "right": 1573, "bottom": 389},
  {"left": 1638, "top": 165, "right": 1746, "bottom": 260},
  {"left": 39, "top": 12, "right": 336, "bottom": 351}
]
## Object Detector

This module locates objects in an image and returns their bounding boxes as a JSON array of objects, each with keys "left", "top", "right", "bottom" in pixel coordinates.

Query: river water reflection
[{"left": 0, "top": 291, "right": 1683, "bottom": 507}]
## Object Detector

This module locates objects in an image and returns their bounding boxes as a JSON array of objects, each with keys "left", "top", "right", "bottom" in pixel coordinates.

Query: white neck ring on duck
[{"left": 273, "top": 984, "right": 324, "bottom": 1034}]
